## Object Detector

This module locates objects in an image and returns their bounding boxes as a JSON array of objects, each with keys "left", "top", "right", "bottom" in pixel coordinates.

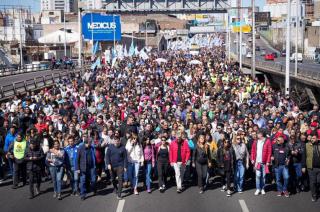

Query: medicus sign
[{"left": 82, "top": 13, "right": 121, "bottom": 41}]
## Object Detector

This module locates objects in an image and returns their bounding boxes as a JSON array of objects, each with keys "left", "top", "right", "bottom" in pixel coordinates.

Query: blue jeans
[
  {"left": 49, "top": 166, "right": 64, "bottom": 194},
  {"left": 7, "top": 158, "right": 13, "bottom": 177},
  {"left": 67, "top": 168, "right": 79, "bottom": 193},
  {"left": 145, "top": 161, "right": 152, "bottom": 190},
  {"left": 128, "top": 162, "right": 140, "bottom": 189},
  {"left": 255, "top": 163, "right": 266, "bottom": 190},
  {"left": 275, "top": 165, "right": 289, "bottom": 192},
  {"left": 80, "top": 168, "right": 96, "bottom": 198},
  {"left": 293, "top": 163, "right": 302, "bottom": 179},
  {"left": 235, "top": 160, "right": 245, "bottom": 191}
]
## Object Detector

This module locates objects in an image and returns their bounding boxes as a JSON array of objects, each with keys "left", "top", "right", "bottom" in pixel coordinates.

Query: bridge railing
[
  {"left": 0, "top": 69, "right": 84, "bottom": 102},
  {"left": 241, "top": 57, "right": 320, "bottom": 82},
  {"left": 0, "top": 59, "right": 79, "bottom": 77}
]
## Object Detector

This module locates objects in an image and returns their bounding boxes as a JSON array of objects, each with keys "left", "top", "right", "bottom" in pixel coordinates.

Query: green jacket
[{"left": 305, "top": 143, "right": 320, "bottom": 169}]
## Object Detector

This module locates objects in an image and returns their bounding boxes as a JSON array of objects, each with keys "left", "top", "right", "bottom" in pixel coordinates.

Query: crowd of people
[{"left": 0, "top": 35, "right": 319, "bottom": 202}]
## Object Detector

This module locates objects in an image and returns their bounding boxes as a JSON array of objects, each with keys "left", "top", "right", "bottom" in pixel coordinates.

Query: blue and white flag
[
  {"left": 129, "top": 41, "right": 135, "bottom": 57},
  {"left": 140, "top": 49, "right": 149, "bottom": 60},
  {"left": 134, "top": 46, "right": 140, "bottom": 56},
  {"left": 123, "top": 45, "right": 128, "bottom": 57},
  {"left": 92, "top": 41, "right": 99, "bottom": 55}
]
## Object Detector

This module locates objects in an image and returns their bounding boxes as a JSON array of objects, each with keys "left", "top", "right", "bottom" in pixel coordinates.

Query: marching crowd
[{"left": 0, "top": 38, "right": 319, "bottom": 202}]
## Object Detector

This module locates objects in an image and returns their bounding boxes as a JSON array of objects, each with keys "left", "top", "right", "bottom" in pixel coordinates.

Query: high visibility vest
[{"left": 13, "top": 140, "right": 27, "bottom": 160}]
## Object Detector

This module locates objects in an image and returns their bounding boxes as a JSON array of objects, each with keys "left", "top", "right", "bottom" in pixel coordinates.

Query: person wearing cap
[
  {"left": 251, "top": 130, "right": 272, "bottom": 196},
  {"left": 169, "top": 131, "right": 191, "bottom": 193},
  {"left": 25, "top": 138, "right": 44, "bottom": 199}
]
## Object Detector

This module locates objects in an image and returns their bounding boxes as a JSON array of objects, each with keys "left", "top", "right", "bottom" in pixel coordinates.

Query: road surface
[
  {"left": 230, "top": 33, "right": 320, "bottom": 73},
  {"left": 0, "top": 177, "right": 319, "bottom": 212}
]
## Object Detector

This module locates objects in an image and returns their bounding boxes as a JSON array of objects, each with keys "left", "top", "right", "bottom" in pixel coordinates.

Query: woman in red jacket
[
  {"left": 169, "top": 131, "right": 191, "bottom": 193},
  {"left": 251, "top": 130, "right": 272, "bottom": 196}
]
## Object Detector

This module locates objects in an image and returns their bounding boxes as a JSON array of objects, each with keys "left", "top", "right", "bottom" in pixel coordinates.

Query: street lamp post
[
  {"left": 145, "top": 21, "right": 149, "bottom": 49},
  {"left": 295, "top": 0, "right": 299, "bottom": 77},
  {"left": 252, "top": 0, "right": 256, "bottom": 79},
  {"left": 239, "top": 0, "right": 243, "bottom": 70},
  {"left": 78, "top": 8, "right": 82, "bottom": 68},
  {"left": 19, "top": 9, "right": 24, "bottom": 69},
  {"left": 64, "top": 0, "right": 67, "bottom": 57},
  {"left": 285, "top": 0, "right": 291, "bottom": 95}
]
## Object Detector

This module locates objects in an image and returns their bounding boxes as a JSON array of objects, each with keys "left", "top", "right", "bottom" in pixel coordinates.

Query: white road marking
[
  {"left": 116, "top": 199, "right": 125, "bottom": 212},
  {"left": 239, "top": 199, "right": 249, "bottom": 212}
]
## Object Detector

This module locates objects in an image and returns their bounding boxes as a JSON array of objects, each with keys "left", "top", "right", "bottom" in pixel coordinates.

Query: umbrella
[
  {"left": 189, "top": 60, "right": 202, "bottom": 65},
  {"left": 155, "top": 58, "right": 168, "bottom": 64}
]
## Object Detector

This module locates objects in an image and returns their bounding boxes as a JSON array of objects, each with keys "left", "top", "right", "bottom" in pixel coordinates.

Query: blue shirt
[
  {"left": 64, "top": 144, "right": 79, "bottom": 170},
  {"left": 4, "top": 132, "right": 17, "bottom": 152}
]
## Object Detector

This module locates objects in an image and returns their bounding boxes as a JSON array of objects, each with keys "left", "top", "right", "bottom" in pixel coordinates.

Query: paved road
[
  {"left": 0, "top": 177, "right": 319, "bottom": 212},
  {"left": 230, "top": 33, "right": 320, "bottom": 73},
  {"left": 0, "top": 69, "right": 74, "bottom": 87}
]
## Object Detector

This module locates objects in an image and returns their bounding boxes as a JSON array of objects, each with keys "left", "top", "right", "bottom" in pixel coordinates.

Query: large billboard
[
  {"left": 255, "top": 12, "right": 271, "bottom": 26},
  {"left": 82, "top": 13, "right": 121, "bottom": 41}
]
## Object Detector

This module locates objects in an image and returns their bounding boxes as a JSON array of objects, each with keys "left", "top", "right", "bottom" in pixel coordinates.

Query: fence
[
  {"left": 240, "top": 57, "right": 320, "bottom": 82},
  {"left": 0, "top": 69, "right": 83, "bottom": 102},
  {"left": 0, "top": 59, "right": 78, "bottom": 77}
]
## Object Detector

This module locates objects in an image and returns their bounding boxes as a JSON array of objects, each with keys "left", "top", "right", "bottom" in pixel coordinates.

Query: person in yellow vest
[{"left": 7, "top": 133, "right": 27, "bottom": 189}]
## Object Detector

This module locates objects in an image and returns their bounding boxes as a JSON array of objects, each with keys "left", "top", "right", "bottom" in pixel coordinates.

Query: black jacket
[
  {"left": 193, "top": 144, "right": 211, "bottom": 165},
  {"left": 287, "top": 141, "right": 305, "bottom": 164},
  {"left": 105, "top": 144, "right": 128, "bottom": 169},
  {"left": 25, "top": 147, "right": 45, "bottom": 171},
  {"left": 272, "top": 143, "right": 290, "bottom": 167},
  {"left": 217, "top": 147, "right": 235, "bottom": 172}
]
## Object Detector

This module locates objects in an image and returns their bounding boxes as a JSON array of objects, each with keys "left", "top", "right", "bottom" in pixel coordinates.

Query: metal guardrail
[
  {"left": 0, "top": 59, "right": 79, "bottom": 77},
  {"left": 0, "top": 69, "right": 84, "bottom": 102},
  {"left": 240, "top": 57, "right": 320, "bottom": 82}
]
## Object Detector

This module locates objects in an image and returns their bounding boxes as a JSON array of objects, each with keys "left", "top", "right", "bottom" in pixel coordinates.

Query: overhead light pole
[
  {"left": 285, "top": 0, "right": 291, "bottom": 95},
  {"left": 78, "top": 8, "right": 82, "bottom": 68},
  {"left": 64, "top": 0, "right": 67, "bottom": 57},
  {"left": 295, "top": 0, "right": 299, "bottom": 77},
  {"left": 252, "top": 0, "right": 256, "bottom": 79},
  {"left": 239, "top": 0, "right": 243, "bottom": 70}
]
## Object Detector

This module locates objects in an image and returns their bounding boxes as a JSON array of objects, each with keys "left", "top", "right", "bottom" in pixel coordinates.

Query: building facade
[{"left": 41, "top": 0, "right": 77, "bottom": 13}]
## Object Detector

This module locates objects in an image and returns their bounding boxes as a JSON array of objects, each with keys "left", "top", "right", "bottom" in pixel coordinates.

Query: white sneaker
[
  {"left": 226, "top": 190, "right": 232, "bottom": 197},
  {"left": 254, "top": 189, "right": 260, "bottom": 196},
  {"left": 220, "top": 185, "right": 226, "bottom": 192},
  {"left": 261, "top": 189, "right": 266, "bottom": 195}
]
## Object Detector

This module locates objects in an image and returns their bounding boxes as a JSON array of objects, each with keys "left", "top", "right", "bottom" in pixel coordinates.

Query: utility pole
[
  {"left": 239, "top": 0, "right": 242, "bottom": 70},
  {"left": 113, "top": 14, "right": 116, "bottom": 53},
  {"left": 19, "top": 9, "right": 23, "bottom": 69},
  {"left": 285, "top": 0, "right": 291, "bottom": 95},
  {"left": 78, "top": 8, "right": 82, "bottom": 68},
  {"left": 252, "top": 0, "right": 256, "bottom": 79},
  {"left": 64, "top": 0, "right": 67, "bottom": 57},
  {"left": 295, "top": 0, "right": 299, "bottom": 77},
  {"left": 145, "top": 21, "right": 149, "bottom": 48},
  {"left": 226, "top": 0, "right": 231, "bottom": 62}
]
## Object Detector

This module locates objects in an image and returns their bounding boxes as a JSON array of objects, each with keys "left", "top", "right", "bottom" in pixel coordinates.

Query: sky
[{"left": 6, "top": 0, "right": 266, "bottom": 13}]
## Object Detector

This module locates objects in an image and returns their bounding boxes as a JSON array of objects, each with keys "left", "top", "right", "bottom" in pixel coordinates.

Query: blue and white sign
[{"left": 82, "top": 13, "right": 121, "bottom": 41}]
